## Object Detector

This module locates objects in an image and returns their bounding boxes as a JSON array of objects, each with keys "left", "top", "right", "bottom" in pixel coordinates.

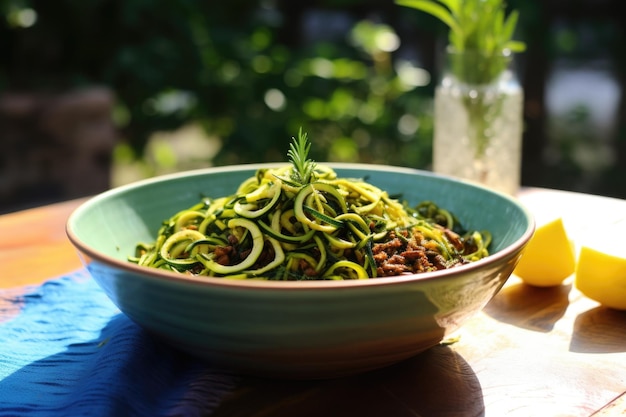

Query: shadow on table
[
  {"left": 482, "top": 281, "right": 571, "bottom": 332},
  {"left": 570, "top": 306, "right": 626, "bottom": 353},
  {"left": 213, "top": 345, "right": 485, "bottom": 417},
  {"left": 1, "top": 312, "right": 484, "bottom": 417}
]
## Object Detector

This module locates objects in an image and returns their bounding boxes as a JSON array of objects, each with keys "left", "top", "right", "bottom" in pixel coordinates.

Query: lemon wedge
[
  {"left": 514, "top": 217, "right": 576, "bottom": 287},
  {"left": 575, "top": 246, "right": 626, "bottom": 310}
]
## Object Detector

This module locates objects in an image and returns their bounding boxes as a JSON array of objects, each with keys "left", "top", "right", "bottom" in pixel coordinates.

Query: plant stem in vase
[
  {"left": 396, "top": 0, "right": 526, "bottom": 195},
  {"left": 433, "top": 49, "right": 523, "bottom": 194}
]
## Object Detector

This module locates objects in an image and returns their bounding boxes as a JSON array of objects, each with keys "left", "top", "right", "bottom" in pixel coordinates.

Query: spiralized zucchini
[{"left": 129, "top": 131, "right": 491, "bottom": 280}]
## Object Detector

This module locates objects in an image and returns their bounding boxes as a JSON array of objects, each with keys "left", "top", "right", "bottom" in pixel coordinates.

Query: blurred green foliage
[
  {"left": 0, "top": 0, "right": 435, "bottom": 177},
  {"left": 3, "top": 0, "right": 625, "bottom": 199}
]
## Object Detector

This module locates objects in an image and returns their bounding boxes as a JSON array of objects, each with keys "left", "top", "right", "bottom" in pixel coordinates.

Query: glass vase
[{"left": 432, "top": 49, "right": 523, "bottom": 196}]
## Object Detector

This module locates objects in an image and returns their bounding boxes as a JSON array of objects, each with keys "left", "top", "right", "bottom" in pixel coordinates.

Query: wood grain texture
[
  {"left": 1, "top": 189, "right": 625, "bottom": 416},
  {"left": 0, "top": 198, "right": 85, "bottom": 288}
]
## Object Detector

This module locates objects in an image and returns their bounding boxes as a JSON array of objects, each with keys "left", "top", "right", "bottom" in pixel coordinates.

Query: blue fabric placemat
[{"left": 0, "top": 271, "right": 240, "bottom": 417}]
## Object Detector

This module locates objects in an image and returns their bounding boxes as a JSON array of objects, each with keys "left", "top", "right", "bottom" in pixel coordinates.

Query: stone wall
[{"left": 0, "top": 87, "right": 118, "bottom": 213}]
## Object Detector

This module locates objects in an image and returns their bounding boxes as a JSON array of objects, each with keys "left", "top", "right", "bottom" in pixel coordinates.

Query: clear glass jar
[{"left": 432, "top": 49, "right": 523, "bottom": 196}]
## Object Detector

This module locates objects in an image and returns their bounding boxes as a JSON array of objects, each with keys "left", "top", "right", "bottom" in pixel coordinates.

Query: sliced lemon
[
  {"left": 575, "top": 246, "right": 626, "bottom": 310},
  {"left": 513, "top": 217, "right": 576, "bottom": 287}
]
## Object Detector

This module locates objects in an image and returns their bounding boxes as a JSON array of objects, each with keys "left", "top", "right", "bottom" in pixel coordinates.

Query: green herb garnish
[{"left": 287, "top": 127, "right": 317, "bottom": 186}]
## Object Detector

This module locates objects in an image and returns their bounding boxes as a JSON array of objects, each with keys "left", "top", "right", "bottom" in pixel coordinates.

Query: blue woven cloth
[{"left": 0, "top": 271, "right": 239, "bottom": 417}]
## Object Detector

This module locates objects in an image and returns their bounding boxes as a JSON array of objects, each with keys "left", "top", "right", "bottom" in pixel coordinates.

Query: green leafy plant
[
  {"left": 396, "top": 0, "right": 526, "bottom": 84},
  {"left": 396, "top": 0, "right": 527, "bottom": 163}
]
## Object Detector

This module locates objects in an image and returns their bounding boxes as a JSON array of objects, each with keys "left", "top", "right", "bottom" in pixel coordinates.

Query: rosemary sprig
[{"left": 288, "top": 128, "right": 317, "bottom": 186}]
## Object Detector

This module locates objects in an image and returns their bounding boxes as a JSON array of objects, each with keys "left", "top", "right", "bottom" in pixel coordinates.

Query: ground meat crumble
[{"left": 372, "top": 228, "right": 469, "bottom": 277}]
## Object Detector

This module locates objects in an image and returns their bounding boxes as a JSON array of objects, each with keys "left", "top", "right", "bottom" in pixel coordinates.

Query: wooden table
[{"left": 1, "top": 188, "right": 625, "bottom": 416}]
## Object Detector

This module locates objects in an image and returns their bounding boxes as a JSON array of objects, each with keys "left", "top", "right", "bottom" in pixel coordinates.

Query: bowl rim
[{"left": 66, "top": 162, "right": 535, "bottom": 291}]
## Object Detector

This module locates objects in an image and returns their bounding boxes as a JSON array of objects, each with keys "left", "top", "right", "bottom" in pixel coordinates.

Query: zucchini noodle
[{"left": 129, "top": 164, "right": 492, "bottom": 280}]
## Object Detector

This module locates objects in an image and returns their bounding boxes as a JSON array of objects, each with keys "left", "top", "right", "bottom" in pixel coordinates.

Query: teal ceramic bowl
[{"left": 66, "top": 163, "right": 534, "bottom": 379}]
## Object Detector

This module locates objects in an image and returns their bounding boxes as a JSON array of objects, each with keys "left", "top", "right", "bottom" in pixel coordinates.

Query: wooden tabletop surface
[{"left": 1, "top": 188, "right": 625, "bottom": 417}]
